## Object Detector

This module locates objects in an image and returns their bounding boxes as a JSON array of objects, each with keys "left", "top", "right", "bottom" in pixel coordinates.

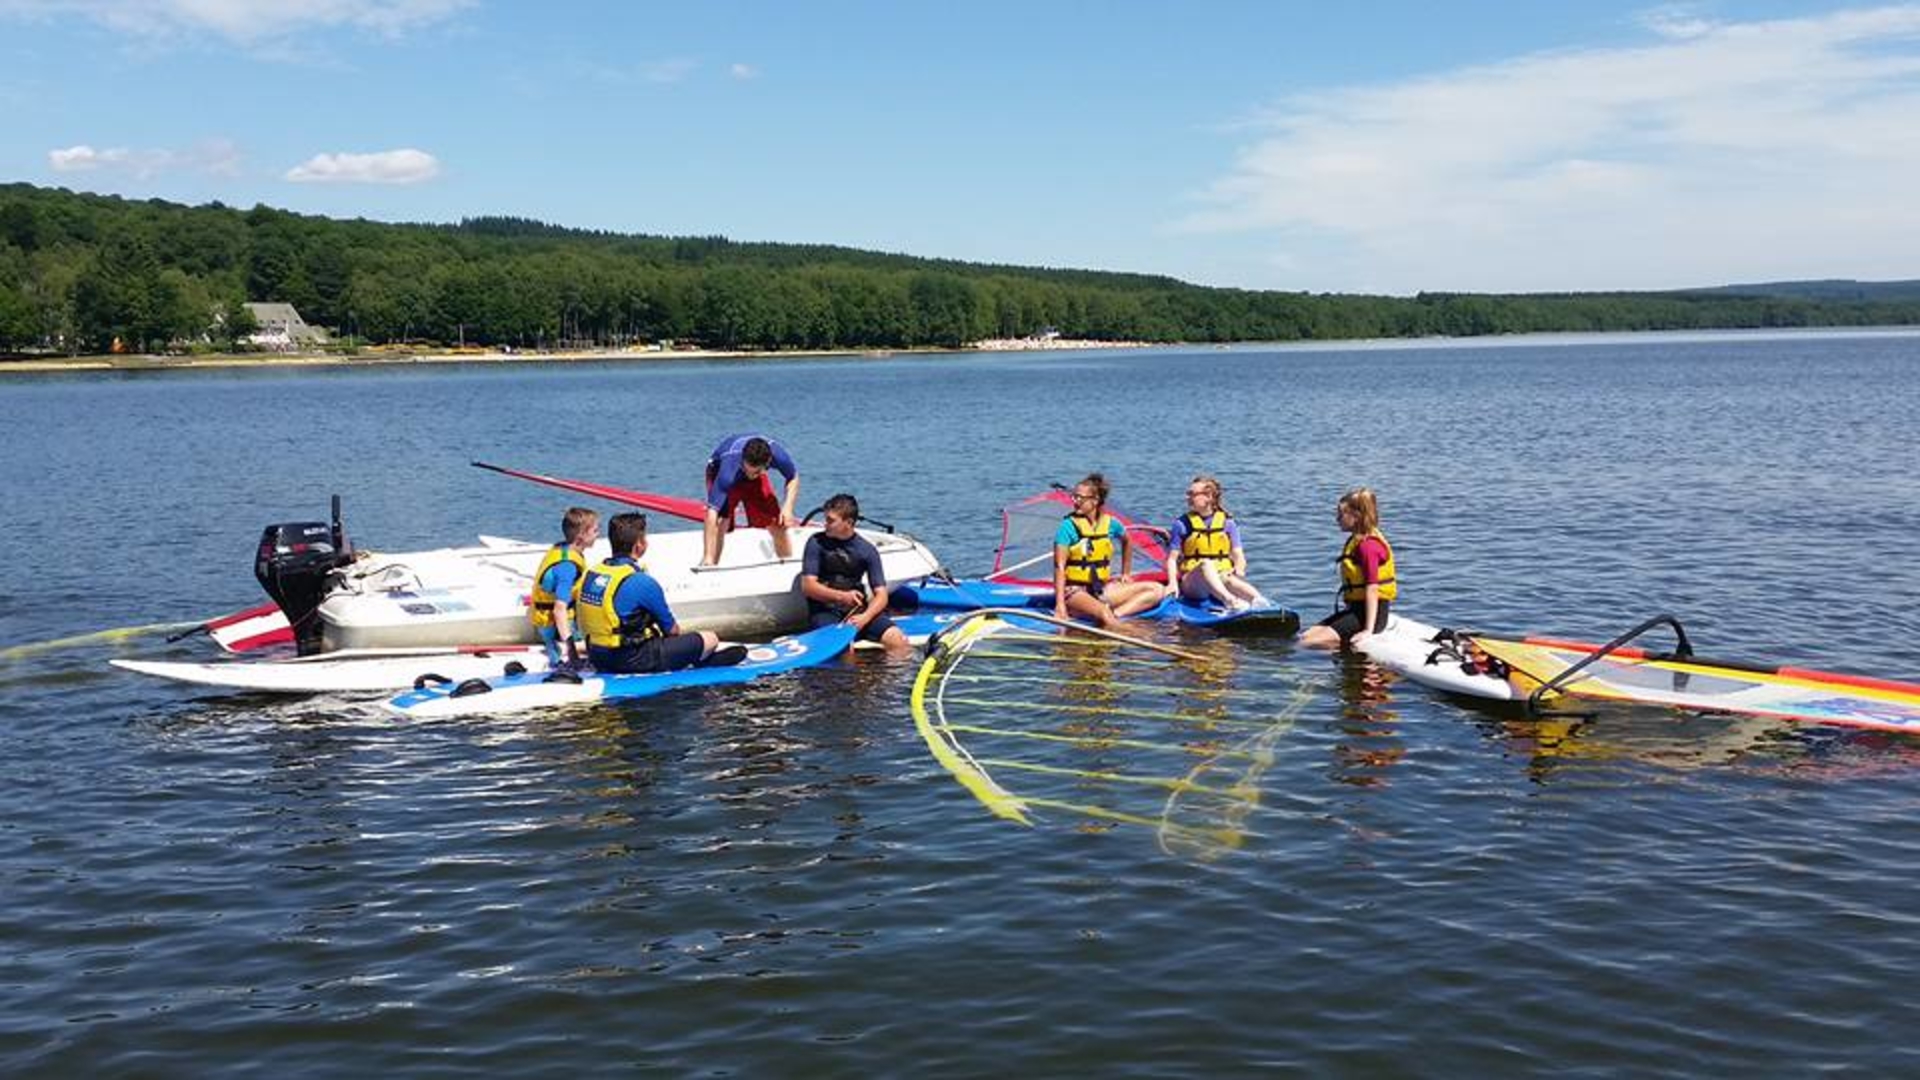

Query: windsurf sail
[
  {"left": 472, "top": 461, "right": 708, "bottom": 522},
  {"left": 987, "top": 489, "right": 1171, "bottom": 586},
  {"left": 910, "top": 609, "right": 1316, "bottom": 861},
  {"left": 1469, "top": 622, "right": 1920, "bottom": 734}
]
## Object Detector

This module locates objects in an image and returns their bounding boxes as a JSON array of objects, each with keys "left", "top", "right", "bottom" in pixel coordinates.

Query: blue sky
[{"left": 3, "top": 0, "right": 1917, "bottom": 294}]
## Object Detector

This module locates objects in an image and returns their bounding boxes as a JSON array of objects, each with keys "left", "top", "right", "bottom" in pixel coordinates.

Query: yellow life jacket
[
  {"left": 1062, "top": 513, "right": 1116, "bottom": 587},
  {"left": 1338, "top": 531, "right": 1398, "bottom": 603},
  {"left": 527, "top": 544, "right": 588, "bottom": 630},
  {"left": 1178, "top": 510, "right": 1235, "bottom": 574},
  {"left": 576, "top": 560, "right": 665, "bottom": 650}
]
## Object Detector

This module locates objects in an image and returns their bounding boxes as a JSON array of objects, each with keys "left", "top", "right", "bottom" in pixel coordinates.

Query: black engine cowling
[{"left": 254, "top": 499, "right": 352, "bottom": 655}]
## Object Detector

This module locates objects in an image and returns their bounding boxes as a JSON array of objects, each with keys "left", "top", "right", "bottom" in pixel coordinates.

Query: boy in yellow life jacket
[
  {"left": 578, "top": 512, "right": 729, "bottom": 675},
  {"left": 529, "top": 506, "right": 599, "bottom": 668}
]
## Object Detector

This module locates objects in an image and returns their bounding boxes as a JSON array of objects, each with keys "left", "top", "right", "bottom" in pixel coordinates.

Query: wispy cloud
[
  {"left": 729, "top": 62, "right": 758, "bottom": 80},
  {"left": 639, "top": 57, "right": 698, "bottom": 84},
  {"left": 1182, "top": 5, "right": 1920, "bottom": 293},
  {"left": 566, "top": 55, "right": 702, "bottom": 86},
  {"left": 0, "top": 0, "right": 470, "bottom": 45},
  {"left": 48, "top": 137, "right": 240, "bottom": 178},
  {"left": 285, "top": 148, "right": 441, "bottom": 184}
]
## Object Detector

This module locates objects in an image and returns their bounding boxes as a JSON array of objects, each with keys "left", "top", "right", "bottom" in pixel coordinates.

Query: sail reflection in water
[{"left": 910, "top": 611, "right": 1323, "bottom": 862}]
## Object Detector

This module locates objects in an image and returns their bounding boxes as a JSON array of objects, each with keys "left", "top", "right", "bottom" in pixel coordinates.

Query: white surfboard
[
  {"left": 1359, "top": 615, "right": 1520, "bottom": 701},
  {"left": 111, "top": 645, "right": 548, "bottom": 694}
]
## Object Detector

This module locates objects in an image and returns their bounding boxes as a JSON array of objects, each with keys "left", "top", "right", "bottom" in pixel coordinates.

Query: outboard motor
[{"left": 254, "top": 496, "right": 353, "bottom": 655}]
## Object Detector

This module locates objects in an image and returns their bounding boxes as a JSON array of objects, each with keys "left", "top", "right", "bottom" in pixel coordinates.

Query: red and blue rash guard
[{"left": 705, "top": 433, "right": 798, "bottom": 510}]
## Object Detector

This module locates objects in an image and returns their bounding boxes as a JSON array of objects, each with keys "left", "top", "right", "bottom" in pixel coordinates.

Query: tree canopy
[{"left": 3, "top": 181, "right": 1918, "bottom": 355}]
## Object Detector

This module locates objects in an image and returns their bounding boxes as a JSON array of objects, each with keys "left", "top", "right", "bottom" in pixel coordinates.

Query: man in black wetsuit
[{"left": 799, "top": 493, "right": 911, "bottom": 656}]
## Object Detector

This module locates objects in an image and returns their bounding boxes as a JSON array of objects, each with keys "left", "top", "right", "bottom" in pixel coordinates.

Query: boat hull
[{"left": 316, "top": 525, "right": 943, "bottom": 652}]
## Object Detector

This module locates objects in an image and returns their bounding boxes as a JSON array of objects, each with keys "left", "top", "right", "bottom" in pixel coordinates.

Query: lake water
[{"left": 3, "top": 330, "right": 1919, "bottom": 1074}]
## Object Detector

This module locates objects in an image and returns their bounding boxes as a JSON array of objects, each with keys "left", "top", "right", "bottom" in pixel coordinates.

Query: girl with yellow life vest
[
  {"left": 1052, "top": 472, "right": 1164, "bottom": 629},
  {"left": 1162, "top": 475, "right": 1269, "bottom": 611},
  {"left": 1301, "top": 486, "right": 1397, "bottom": 649},
  {"left": 528, "top": 506, "right": 600, "bottom": 668}
]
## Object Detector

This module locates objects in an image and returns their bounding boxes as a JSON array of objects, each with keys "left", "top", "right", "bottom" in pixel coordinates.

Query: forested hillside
[{"left": 4, "top": 182, "right": 1918, "bottom": 354}]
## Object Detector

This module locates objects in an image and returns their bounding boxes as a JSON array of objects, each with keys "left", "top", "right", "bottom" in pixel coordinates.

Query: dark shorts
[
  {"left": 589, "top": 631, "right": 709, "bottom": 675},
  {"left": 1062, "top": 580, "right": 1105, "bottom": 601},
  {"left": 1318, "top": 599, "right": 1391, "bottom": 644},
  {"left": 706, "top": 462, "right": 780, "bottom": 528},
  {"left": 809, "top": 607, "right": 897, "bottom": 643}
]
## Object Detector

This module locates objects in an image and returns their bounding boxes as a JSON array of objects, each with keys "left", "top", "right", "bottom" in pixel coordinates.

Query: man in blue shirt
[
  {"left": 577, "top": 513, "right": 727, "bottom": 674},
  {"left": 800, "top": 493, "right": 910, "bottom": 656},
  {"left": 702, "top": 433, "right": 800, "bottom": 565}
]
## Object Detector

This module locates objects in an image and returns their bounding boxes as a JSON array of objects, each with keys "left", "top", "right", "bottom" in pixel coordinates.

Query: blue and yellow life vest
[
  {"left": 1062, "top": 513, "right": 1116, "bottom": 587},
  {"left": 1178, "top": 510, "right": 1235, "bottom": 574},
  {"left": 576, "top": 560, "right": 665, "bottom": 650},
  {"left": 1338, "top": 531, "right": 1398, "bottom": 603},
  {"left": 528, "top": 544, "right": 587, "bottom": 630}
]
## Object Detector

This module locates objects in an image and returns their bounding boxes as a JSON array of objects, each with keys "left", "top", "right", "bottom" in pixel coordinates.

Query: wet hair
[
  {"left": 823, "top": 493, "right": 859, "bottom": 522},
  {"left": 608, "top": 512, "right": 649, "bottom": 555},
  {"left": 561, "top": 506, "right": 599, "bottom": 543},
  {"left": 1189, "top": 474, "right": 1227, "bottom": 517},
  {"left": 742, "top": 437, "right": 774, "bottom": 469},
  {"left": 1074, "top": 472, "right": 1111, "bottom": 510},
  {"left": 1338, "top": 487, "right": 1381, "bottom": 534}
]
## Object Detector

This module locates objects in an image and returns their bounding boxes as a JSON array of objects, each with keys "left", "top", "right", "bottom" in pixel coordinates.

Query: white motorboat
[
  {"left": 312, "top": 525, "right": 942, "bottom": 652},
  {"left": 234, "top": 509, "right": 942, "bottom": 655}
]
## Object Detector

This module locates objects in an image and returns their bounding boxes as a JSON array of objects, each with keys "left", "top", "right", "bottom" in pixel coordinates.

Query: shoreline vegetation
[{"left": 7, "top": 182, "right": 1920, "bottom": 364}]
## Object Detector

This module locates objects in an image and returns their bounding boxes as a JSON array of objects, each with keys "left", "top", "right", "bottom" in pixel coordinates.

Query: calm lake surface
[{"left": 3, "top": 330, "right": 1919, "bottom": 1075}]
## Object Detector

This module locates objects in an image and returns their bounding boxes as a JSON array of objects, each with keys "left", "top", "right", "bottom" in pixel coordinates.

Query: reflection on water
[{"left": 1331, "top": 653, "right": 1408, "bottom": 788}]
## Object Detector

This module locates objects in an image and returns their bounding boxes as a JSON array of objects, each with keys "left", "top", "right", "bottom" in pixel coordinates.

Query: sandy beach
[{"left": 0, "top": 339, "right": 1151, "bottom": 374}]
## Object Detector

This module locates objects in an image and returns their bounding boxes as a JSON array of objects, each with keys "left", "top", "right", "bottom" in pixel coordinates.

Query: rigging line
[
  {"left": 949, "top": 608, "right": 1206, "bottom": 661},
  {"left": 931, "top": 650, "right": 1033, "bottom": 802},
  {"left": 934, "top": 722, "right": 1285, "bottom": 761},
  {"left": 938, "top": 695, "right": 1306, "bottom": 732},
  {"left": 951, "top": 649, "right": 1192, "bottom": 670},
  {"left": 1159, "top": 685, "right": 1315, "bottom": 860},
  {"left": 971, "top": 755, "right": 1266, "bottom": 799},
  {"left": 913, "top": 647, "right": 1029, "bottom": 825},
  {"left": 939, "top": 670, "right": 1317, "bottom": 701},
  {"left": 972, "top": 630, "right": 1132, "bottom": 649},
  {"left": 1012, "top": 795, "right": 1270, "bottom": 844}
]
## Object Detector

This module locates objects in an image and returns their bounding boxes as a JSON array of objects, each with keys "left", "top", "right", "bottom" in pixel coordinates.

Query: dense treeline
[{"left": 4, "top": 181, "right": 1920, "bottom": 355}]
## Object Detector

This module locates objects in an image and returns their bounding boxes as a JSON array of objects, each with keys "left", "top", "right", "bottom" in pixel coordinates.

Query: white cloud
[
  {"left": 48, "top": 144, "right": 124, "bottom": 171},
  {"left": 1182, "top": 5, "right": 1920, "bottom": 293},
  {"left": 0, "top": 0, "right": 470, "bottom": 45},
  {"left": 639, "top": 57, "right": 698, "bottom": 83},
  {"left": 1639, "top": 3, "right": 1717, "bottom": 40},
  {"left": 48, "top": 137, "right": 240, "bottom": 178},
  {"left": 729, "top": 62, "right": 758, "bottom": 80},
  {"left": 285, "top": 148, "right": 440, "bottom": 184}
]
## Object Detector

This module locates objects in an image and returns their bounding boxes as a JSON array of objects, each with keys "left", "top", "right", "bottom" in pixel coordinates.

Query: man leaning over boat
[{"left": 701, "top": 433, "right": 800, "bottom": 565}]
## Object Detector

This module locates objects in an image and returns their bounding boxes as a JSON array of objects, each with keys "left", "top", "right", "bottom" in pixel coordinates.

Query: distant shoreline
[
  {"left": 0, "top": 339, "right": 1153, "bottom": 374},
  {"left": 7, "top": 325, "right": 1916, "bottom": 374}
]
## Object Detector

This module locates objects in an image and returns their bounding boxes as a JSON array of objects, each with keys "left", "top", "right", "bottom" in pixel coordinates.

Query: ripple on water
[{"left": 5, "top": 335, "right": 1920, "bottom": 1074}]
